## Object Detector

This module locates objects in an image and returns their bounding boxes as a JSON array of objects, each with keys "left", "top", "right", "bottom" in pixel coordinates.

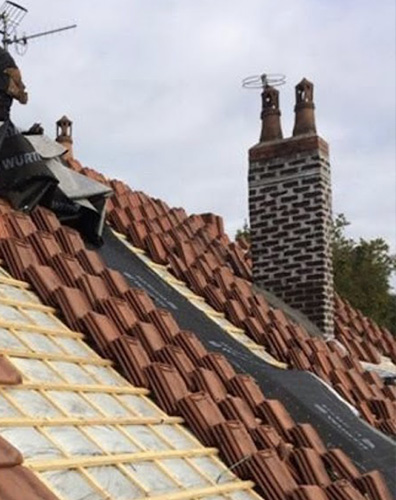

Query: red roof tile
[
  {"left": 0, "top": 466, "right": 60, "bottom": 500},
  {"left": 0, "top": 356, "right": 22, "bottom": 385}
]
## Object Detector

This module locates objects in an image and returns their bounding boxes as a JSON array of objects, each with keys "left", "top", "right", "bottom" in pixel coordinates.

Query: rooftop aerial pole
[{"left": 0, "top": 0, "right": 76, "bottom": 53}]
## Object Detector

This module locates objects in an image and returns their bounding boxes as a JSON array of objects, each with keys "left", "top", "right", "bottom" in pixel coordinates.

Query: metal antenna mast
[{"left": 0, "top": 1, "right": 76, "bottom": 53}]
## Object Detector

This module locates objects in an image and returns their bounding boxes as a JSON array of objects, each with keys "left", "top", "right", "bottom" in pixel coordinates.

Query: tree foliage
[
  {"left": 235, "top": 219, "right": 251, "bottom": 243},
  {"left": 332, "top": 214, "right": 396, "bottom": 332},
  {"left": 235, "top": 215, "right": 396, "bottom": 332}
]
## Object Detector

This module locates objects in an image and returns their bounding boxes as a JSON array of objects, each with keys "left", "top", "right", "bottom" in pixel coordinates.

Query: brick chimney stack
[
  {"left": 248, "top": 78, "right": 334, "bottom": 336},
  {"left": 56, "top": 115, "right": 73, "bottom": 160}
]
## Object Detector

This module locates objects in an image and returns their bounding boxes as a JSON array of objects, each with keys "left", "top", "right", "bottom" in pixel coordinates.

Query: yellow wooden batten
[
  {"left": 3, "top": 348, "right": 112, "bottom": 366},
  {"left": 0, "top": 273, "right": 30, "bottom": 288},
  {"left": 27, "top": 447, "right": 219, "bottom": 471},
  {"left": 6, "top": 381, "right": 148, "bottom": 394},
  {"left": 0, "top": 296, "right": 56, "bottom": 313},
  {"left": 132, "top": 481, "right": 257, "bottom": 500},
  {"left": 0, "top": 415, "right": 182, "bottom": 427}
]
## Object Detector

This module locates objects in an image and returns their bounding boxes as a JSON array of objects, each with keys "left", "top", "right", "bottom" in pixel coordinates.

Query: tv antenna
[
  {"left": 242, "top": 73, "right": 286, "bottom": 89},
  {"left": 0, "top": 1, "right": 76, "bottom": 54}
]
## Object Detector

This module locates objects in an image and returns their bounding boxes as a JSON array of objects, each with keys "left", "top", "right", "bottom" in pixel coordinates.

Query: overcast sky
[{"left": 10, "top": 1, "right": 395, "bottom": 272}]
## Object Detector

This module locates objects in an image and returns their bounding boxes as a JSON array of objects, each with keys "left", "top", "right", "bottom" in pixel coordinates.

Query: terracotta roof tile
[
  {"left": 288, "top": 423, "right": 327, "bottom": 454},
  {"left": 154, "top": 344, "right": 196, "bottom": 389},
  {"left": 248, "top": 448, "right": 298, "bottom": 499},
  {"left": 256, "top": 400, "right": 296, "bottom": 439},
  {"left": 212, "top": 420, "right": 257, "bottom": 479},
  {"left": 290, "top": 447, "right": 332, "bottom": 487},
  {"left": 219, "top": 395, "right": 260, "bottom": 431},
  {"left": 0, "top": 356, "right": 22, "bottom": 385},
  {"left": 227, "top": 373, "right": 266, "bottom": 411},
  {"left": 96, "top": 297, "right": 138, "bottom": 334},
  {"left": 173, "top": 330, "right": 209, "bottom": 363},
  {"left": 108, "top": 335, "right": 150, "bottom": 387},
  {"left": 191, "top": 367, "right": 228, "bottom": 402},
  {"left": 51, "top": 286, "right": 91, "bottom": 327},
  {"left": 75, "top": 273, "right": 111, "bottom": 306},
  {"left": 127, "top": 220, "right": 148, "bottom": 248},
  {"left": 0, "top": 436, "right": 23, "bottom": 468},
  {"left": 31, "top": 206, "right": 61, "bottom": 233},
  {"left": 0, "top": 238, "right": 39, "bottom": 280},
  {"left": 224, "top": 299, "right": 248, "bottom": 328},
  {"left": 177, "top": 391, "right": 226, "bottom": 445},
  {"left": 79, "top": 311, "right": 121, "bottom": 354},
  {"left": 354, "top": 470, "right": 393, "bottom": 500},
  {"left": 250, "top": 424, "right": 283, "bottom": 450},
  {"left": 4, "top": 212, "right": 36, "bottom": 239},
  {"left": 25, "top": 264, "right": 62, "bottom": 304},
  {"left": 100, "top": 267, "right": 130, "bottom": 296},
  {"left": 323, "top": 449, "right": 361, "bottom": 482},
  {"left": 146, "top": 362, "right": 190, "bottom": 414},
  {"left": 51, "top": 253, "right": 85, "bottom": 286},
  {"left": 0, "top": 217, "right": 11, "bottom": 239},
  {"left": 123, "top": 287, "right": 156, "bottom": 320},
  {"left": 289, "top": 485, "right": 330, "bottom": 500},
  {"left": 200, "top": 352, "right": 237, "bottom": 384},
  {"left": 54, "top": 225, "right": 85, "bottom": 255},
  {"left": 132, "top": 321, "right": 166, "bottom": 356},
  {"left": 203, "top": 283, "right": 227, "bottom": 312},
  {"left": 27, "top": 231, "right": 62, "bottom": 264},
  {"left": 326, "top": 479, "right": 366, "bottom": 500},
  {"left": 145, "top": 233, "right": 168, "bottom": 264},
  {"left": 76, "top": 248, "right": 105, "bottom": 275},
  {"left": 0, "top": 466, "right": 60, "bottom": 500},
  {"left": 146, "top": 308, "right": 180, "bottom": 341}
]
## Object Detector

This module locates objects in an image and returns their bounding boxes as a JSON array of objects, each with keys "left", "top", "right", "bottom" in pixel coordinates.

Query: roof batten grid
[{"left": 0, "top": 269, "right": 261, "bottom": 500}]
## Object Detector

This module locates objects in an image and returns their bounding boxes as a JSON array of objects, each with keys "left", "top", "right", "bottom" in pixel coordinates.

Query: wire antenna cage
[
  {"left": 0, "top": 1, "right": 26, "bottom": 47},
  {"left": 242, "top": 73, "right": 286, "bottom": 89},
  {"left": 0, "top": 0, "right": 76, "bottom": 53}
]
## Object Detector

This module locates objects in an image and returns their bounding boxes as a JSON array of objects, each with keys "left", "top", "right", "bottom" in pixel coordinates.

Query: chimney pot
[
  {"left": 260, "top": 85, "right": 283, "bottom": 142},
  {"left": 56, "top": 115, "right": 73, "bottom": 160},
  {"left": 293, "top": 78, "right": 317, "bottom": 136}
]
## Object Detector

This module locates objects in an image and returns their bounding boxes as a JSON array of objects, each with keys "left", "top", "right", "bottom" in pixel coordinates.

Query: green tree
[
  {"left": 235, "top": 219, "right": 251, "bottom": 243},
  {"left": 332, "top": 214, "right": 396, "bottom": 332},
  {"left": 235, "top": 215, "right": 396, "bottom": 332}
]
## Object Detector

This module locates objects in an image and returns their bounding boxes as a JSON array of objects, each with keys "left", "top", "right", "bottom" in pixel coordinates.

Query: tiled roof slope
[
  {"left": 0, "top": 197, "right": 392, "bottom": 499},
  {"left": 65, "top": 159, "right": 396, "bottom": 438},
  {"left": 0, "top": 262, "right": 261, "bottom": 500}
]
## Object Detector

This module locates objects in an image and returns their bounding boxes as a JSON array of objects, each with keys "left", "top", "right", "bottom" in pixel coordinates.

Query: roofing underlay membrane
[
  {"left": 0, "top": 127, "right": 112, "bottom": 243},
  {"left": 0, "top": 265, "right": 260, "bottom": 500}
]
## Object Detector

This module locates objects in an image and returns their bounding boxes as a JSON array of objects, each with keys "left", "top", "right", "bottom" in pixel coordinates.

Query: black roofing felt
[{"left": 98, "top": 227, "right": 396, "bottom": 493}]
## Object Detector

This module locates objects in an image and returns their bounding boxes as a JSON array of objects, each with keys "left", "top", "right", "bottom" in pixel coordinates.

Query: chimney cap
[
  {"left": 295, "top": 78, "right": 314, "bottom": 104},
  {"left": 56, "top": 114, "right": 73, "bottom": 145},
  {"left": 56, "top": 115, "right": 73, "bottom": 126}
]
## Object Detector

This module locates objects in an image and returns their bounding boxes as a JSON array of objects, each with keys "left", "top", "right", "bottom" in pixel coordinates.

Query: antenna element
[
  {"left": 242, "top": 73, "right": 286, "bottom": 89},
  {"left": 0, "top": 1, "right": 76, "bottom": 53}
]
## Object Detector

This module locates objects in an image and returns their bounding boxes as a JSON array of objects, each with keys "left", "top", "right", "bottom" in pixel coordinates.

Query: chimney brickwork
[{"left": 248, "top": 79, "right": 334, "bottom": 336}]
